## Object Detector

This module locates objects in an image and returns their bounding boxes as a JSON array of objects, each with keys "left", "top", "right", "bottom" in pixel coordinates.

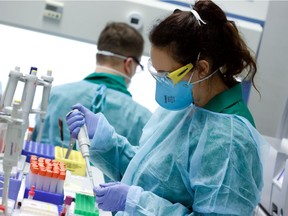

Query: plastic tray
[
  {"left": 23, "top": 175, "right": 64, "bottom": 206},
  {"left": 22, "top": 141, "right": 55, "bottom": 162},
  {"left": 74, "top": 193, "right": 99, "bottom": 216},
  {"left": 55, "top": 146, "right": 86, "bottom": 176},
  {"left": 0, "top": 172, "right": 23, "bottom": 202}
]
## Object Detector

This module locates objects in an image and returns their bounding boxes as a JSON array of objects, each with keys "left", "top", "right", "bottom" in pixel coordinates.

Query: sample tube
[
  {"left": 29, "top": 165, "right": 39, "bottom": 188},
  {"left": 28, "top": 186, "right": 35, "bottom": 199},
  {"left": 49, "top": 170, "right": 59, "bottom": 194},
  {"left": 42, "top": 169, "right": 52, "bottom": 192},
  {"left": 56, "top": 171, "right": 66, "bottom": 194},
  {"left": 35, "top": 167, "right": 46, "bottom": 191}
]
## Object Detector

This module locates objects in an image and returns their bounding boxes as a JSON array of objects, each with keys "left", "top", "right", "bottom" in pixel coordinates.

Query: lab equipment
[
  {"left": 28, "top": 186, "right": 35, "bottom": 199},
  {"left": 1, "top": 66, "right": 54, "bottom": 140},
  {"left": 58, "top": 118, "right": 65, "bottom": 155},
  {"left": 74, "top": 193, "right": 99, "bottom": 216},
  {"left": 19, "top": 198, "right": 59, "bottom": 216},
  {"left": 255, "top": 137, "right": 288, "bottom": 216},
  {"left": 66, "top": 109, "right": 96, "bottom": 189},
  {"left": 64, "top": 136, "right": 76, "bottom": 159},
  {"left": 94, "top": 182, "right": 129, "bottom": 211},
  {"left": 78, "top": 124, "right": 95, "bottom": 189},
  {"left": 67, "top": 104, "right": 98, "bottom": 139},
  {"left": 0, "top": 66, "right": 55, "bottom": 213},
  {"left": 27, "top": 155, "right": 67, "bottom": 193},
  {"left": 36, "top": 70, "right": 54, "bottom": 143},
  {"left": 60, "top": 195, "right": 73, "bottom": 216},
  {"left": 0, "top": 67, "right": 22, "bottom": 110},
  {"left": 0, "top": 100, "right": 24, "bottom": 208},
  {"left": 22, "top": 140, "right": 55, "bottom": 162}
]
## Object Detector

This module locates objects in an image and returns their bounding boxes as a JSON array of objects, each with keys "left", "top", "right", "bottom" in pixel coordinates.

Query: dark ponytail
[
  {"left": 194, "top": 0, "right": 257, "bottom": 88},
  {"left": 149, "top": 0, "right": 258, "bottom": 89}
]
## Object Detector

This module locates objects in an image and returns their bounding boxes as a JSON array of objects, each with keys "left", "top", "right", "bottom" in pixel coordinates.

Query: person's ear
[
  {"left": 196, "top": 60, "right": 210, "bottom": 79},
  {"left": 123, "top": 57, "right": 134, "bottom": 78}
]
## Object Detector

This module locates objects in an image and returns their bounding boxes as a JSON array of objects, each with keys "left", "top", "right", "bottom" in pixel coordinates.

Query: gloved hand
[
  {"left": 94, "top": 182, "right": 130, "bottom": 212},
  {"left": 66, "top": 103, "right": 98, "bottom": 139}
]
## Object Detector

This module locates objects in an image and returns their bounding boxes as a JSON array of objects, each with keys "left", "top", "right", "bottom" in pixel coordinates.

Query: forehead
[{"left": 150, "top": 46, "right": 182, "bottom": 71}]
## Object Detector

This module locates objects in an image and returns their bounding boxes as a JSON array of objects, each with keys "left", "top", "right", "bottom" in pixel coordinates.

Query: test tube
[
  {"left": 29, "top": 165, "right": 39, "bottom": 188},
  {"left": 30, "top": 155, "right": 38, "bottom": 163},
  {"left": 42, "top": 169, "right": 53, "bottom": 192},
  {"left": 56, "top": 171, "right": 66, "bottom": 194},
  {"left": 63, "top": 196, "right": 73, "bottom": 216},
  {"left": 35, "top": 167, "right": 46, "bottom": 191},
  {"left": 28, "top": 186, "right": 35, "bottom": 199},
  {"left": 49, "top": 170, "right": 59, "bottom": 193}
]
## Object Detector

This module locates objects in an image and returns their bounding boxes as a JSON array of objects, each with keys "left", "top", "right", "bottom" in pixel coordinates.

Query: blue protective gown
[
  {"left": 89, "top": 105, "right": 268, "bottom": 215},
  {"left": 32, "top": 73, "right": 152, "bottom": 149}
]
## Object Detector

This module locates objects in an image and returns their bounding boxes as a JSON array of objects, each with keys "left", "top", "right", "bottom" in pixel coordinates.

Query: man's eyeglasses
[
  {"left": 97, "top": 50, "right": 144, "bottom": 71},
  {"left": 147, "top": 59, "right": 193, "bottom": 85}
]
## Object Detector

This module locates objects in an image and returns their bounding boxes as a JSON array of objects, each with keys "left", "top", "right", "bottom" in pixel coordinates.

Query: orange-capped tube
[
  {"left": 49, "top": 170, "right": 60, "bottom": 193},
  {"left": 44, "top": 158, "right": 51, "bottom": 165},
  {"left": 30, "top": 155, "right": 38, "bottom": 163},
  {"left": 38, "top": 157, "right": 45, "bottom": 163},
  {"left": 30, "top": 160, "right": 38, "bottom": 166},
  {"left": 42, "top": 170, "right": 53, "bottom": 192},
  {"left": 36, "top": 167, "right": 46, "bottom": 190},
  {"left": 37, "top": 162, "right": 45, "bottom": 167},
  {"left": 59, "top": 162, "right": 66, "bottom": 168},
  {"left": 51, "top": 159, "right": 58, "bottom": 164},
  {"left": 56, "top": 171, "right": 66, "bottom": 194},
  {"left": 29, "top": 165, "right": 39, "bottom": 188},
  {"left": 45, "top": 164, "right": 53, "bottom": 170}
]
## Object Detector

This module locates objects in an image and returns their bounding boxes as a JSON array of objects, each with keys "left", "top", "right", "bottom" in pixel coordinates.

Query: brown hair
[
  {"left": 149, "top": 0, "right": 257, "bottom": 89},
  {"left": 97, "top": 22, "right": 144, "bottom": 65}
]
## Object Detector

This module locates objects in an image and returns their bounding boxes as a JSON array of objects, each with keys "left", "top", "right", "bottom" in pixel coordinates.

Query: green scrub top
[
  {"left": 84, "top": 72, "right": 131, "bottom": 96},
  {"left": 204, "top": 83, "right": 255, "bottom": 127},
  {"left": 31, "top": 72, "right": 152, "bottom": 149}
]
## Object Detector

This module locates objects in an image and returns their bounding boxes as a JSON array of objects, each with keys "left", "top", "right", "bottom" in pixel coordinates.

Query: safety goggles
[
  {"left": 147, "top": 59, "right": 193, "bottom": 85},
  {"left": 97, "top": 50, "right": 144, "bottom": 71}
]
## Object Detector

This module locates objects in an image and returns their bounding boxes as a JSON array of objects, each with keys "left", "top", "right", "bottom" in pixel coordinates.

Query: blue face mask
[
  {"left": 155, "top": 69, "right": 218, "bottom": 111},
  {"left": 155, "top": 79, "right": 193, "bottom": 110}
]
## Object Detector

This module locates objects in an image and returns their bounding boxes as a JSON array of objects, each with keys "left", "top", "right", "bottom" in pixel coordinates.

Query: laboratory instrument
[
  {"left": 0, "top": 101, "right": 24, "bottom": 208},
  {"left": 66, "top": 110, "right": 96, "bottom": 189},
  {"left": 65, "top": 136, "right": 76, "bottom": 159},
  {"left": 0, "top": 66, "right": 54, "bottom": 214},
  {"left": 78, "top": 124, "right": 95, "bottom": 188},
  {"left": 255, "top": 137, "right": 288, "bottom": 216},
  {"left": 36, "top": 70, "right": 54, "bottom": 143}
]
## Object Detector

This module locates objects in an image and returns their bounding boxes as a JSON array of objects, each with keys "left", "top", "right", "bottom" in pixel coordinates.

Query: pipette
[
  {"left": 77, "top": 124, "right": 95, "bottom": 188},
  {"left": 66, "top": 110, "right": 95, "bottom": 188},
  {"left": 58, "top": 118, "right": 65, "bottom": 156},
  {"left": 36, "top": 70, "right": 54, "bottom": 143},
  {"left": 65, "top": 136, "right": 75, "bottom": 159}
]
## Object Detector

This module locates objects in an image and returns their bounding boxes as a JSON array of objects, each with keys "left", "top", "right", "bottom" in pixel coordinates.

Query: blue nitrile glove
[
  {"left": 94, "top": 182, "right": 130, "bottom": 212},
  {"left": 66, "top": 103, "right": 98, "bottom": 139}
]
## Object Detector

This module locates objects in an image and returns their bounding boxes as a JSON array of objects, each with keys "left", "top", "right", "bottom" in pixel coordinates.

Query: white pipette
[
  {"left": 77, "top": 124, "right": 95, "bottom": 188},
  {"left": 66, "top": 110, "right": 95, "bottom": 189}
]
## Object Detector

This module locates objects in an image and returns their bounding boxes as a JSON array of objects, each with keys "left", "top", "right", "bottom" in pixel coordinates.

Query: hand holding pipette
[{"left": 66, "top": 109, "right": 96, "bottom": 189}]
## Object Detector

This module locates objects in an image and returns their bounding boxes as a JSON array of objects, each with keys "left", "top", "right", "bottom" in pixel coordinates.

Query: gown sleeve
[{"left": 89, "top": 112, "right": 138, "bottom": 181}]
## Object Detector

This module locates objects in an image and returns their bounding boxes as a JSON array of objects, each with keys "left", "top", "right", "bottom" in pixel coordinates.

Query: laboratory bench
[{"left": 0, "top": 153, "right": 112, "bottom": 216}]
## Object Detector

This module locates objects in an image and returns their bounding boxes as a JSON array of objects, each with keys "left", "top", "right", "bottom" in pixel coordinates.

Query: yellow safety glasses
[{"left": 147, "top": 59, "right": 193, "bottom": 85}]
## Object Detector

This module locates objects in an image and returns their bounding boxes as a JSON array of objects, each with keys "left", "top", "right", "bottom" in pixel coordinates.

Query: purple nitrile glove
[
  {"left": 94, "top": 182, "right": 130, "bottom": 212},
  {"left": 66, "top": 103, "right": 98, "bottom": 139}
]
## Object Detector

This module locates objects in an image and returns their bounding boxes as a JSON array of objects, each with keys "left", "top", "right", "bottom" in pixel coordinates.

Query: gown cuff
[{"left": 125, "top": 185, "right": 144, "bottom": 214}]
